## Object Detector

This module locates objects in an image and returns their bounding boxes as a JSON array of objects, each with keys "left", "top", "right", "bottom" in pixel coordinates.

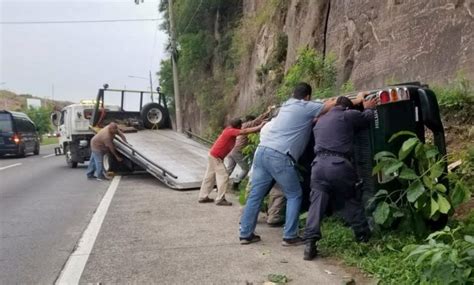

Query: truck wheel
[
  {"left": 103, "top": 153, "right": 129, "bottom": 173},
  {"left": 141, "top": 103, "right": 169, "bottom": 129},
  {"left": 65, "top": 145, "right": 78, "bottom": 168}
]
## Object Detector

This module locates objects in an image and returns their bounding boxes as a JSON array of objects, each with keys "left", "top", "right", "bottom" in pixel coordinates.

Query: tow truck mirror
[{"left": 50, "top": 111, "right": 62, "bottom": 127}]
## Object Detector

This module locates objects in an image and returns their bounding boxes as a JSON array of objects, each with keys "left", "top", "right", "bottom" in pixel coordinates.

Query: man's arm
[
  {"left": 105, "top": 140, "right": 123, "bottom": 161},
  {"left": 116, "top": 130, "right": 127, "bottom": 143},
  {"left": 244, "top": 106, "right": 273, "bottom": 128},
  {"left": 348, "top": 98, "right": 377, "bottom": 129},
  {"left": 317, "top": 98, "right": 337, "bottom": 117},
  {"left": 239, "top": 121, "right": 266, "bottom": 135}
]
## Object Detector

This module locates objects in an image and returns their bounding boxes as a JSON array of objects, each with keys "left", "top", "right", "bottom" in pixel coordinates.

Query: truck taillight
[
  {"left": 390, "top": 88, "right": 399, "bottom": 102},
  {"left": 398, "top": 88, "right": 409, "bottom": 100},
  {"left": 379, "top": 90, "right": 390, "bottom": 104}
]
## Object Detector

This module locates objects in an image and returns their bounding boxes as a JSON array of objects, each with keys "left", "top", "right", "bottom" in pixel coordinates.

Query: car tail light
[
  {"left": 11, "top": 134, "right": 21, "bottom": 144},
  {"left": 379, "top": 90, "right": 390, "bottom": 104},
  {"left": 390, "top": 88, "right": 399, "bottom": 102},
  {"left": 399, "top": 88, "right": 410, "bottom": 100}
]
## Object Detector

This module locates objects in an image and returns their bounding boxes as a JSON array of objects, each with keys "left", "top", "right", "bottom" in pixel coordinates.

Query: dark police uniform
[{"left": 304, "top": 105, "right": 374, "bottom": 243}]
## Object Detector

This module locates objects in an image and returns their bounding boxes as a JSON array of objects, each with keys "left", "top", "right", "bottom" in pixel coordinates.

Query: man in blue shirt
[{"left": 239, "top": 82, "right": 336, "bottom": 246}]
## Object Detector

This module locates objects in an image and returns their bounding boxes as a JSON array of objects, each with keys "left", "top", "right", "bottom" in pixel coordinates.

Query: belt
[{"left": 315, "top": 149, "right": 351, "bottom": 160}]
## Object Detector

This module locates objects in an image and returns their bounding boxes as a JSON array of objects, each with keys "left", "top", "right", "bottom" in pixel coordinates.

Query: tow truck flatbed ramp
[{"left": 116, "top": 129, "right": 209, "bottom": 190}]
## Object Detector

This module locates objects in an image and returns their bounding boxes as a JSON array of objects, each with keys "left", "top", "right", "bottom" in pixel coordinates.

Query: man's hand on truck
[{"left": 115, "top": 155, "right": 123, "bottom": 162}]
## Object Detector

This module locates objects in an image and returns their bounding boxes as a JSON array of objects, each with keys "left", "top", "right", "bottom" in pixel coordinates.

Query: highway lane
[{"left": 0, "top": 145, "right": 110, "bottom": 284}]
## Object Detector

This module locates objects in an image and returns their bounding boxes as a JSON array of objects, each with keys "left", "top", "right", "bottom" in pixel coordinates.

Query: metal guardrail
[{"left": 184, "top": 130, "right": 213, "bottom": 146}]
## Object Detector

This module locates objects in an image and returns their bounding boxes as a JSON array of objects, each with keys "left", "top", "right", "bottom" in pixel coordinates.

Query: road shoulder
[{"left": 80, "top": 174, "right": 370, "bottom": 284}]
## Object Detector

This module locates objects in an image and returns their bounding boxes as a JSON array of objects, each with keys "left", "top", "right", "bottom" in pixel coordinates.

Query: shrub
[
  {"left": 403, "top": 226, "right": 474, "bottom": 284},
  {"left": 276, "top": 48, "right": 336, "bottom": 102},
  {"left": 370, "top": 131, "right": 471, "bottom": 236}
]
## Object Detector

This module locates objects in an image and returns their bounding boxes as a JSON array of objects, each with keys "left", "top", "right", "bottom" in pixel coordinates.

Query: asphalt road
[{"left": 0, "top": 145, "right": 109, "bottom": 284}]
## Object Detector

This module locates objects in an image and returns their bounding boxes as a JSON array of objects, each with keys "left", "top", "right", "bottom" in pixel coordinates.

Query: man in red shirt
[{"left": 198, "top": 118, "right": 266, "bottom": 206}]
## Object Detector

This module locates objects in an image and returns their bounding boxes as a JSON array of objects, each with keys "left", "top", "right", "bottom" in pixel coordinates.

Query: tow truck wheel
[
  {"left": 103, "top": 153, "right": 115, "bottom": 172},
  {"left": 141, "top": 103, "right": 169, "bottom": 129},
  {"left": 103, "top": 153, "right": 129, "bottom": 173},
  {"left": 65, "top": 145, "right": 78, "bottom": 168}
]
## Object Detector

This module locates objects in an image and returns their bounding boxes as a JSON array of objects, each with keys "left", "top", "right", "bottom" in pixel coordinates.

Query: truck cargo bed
[{"left": 115, "top": 130, "right": 209, "bottom": 190}]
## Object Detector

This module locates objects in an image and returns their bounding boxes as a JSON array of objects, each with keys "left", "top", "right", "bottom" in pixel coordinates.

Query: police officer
[{"left": 303, "top": 93, "right": 377, "bottom": 260}]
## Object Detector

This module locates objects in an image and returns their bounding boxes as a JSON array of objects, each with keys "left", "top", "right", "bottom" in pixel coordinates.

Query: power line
[{"left": 0, "top": 18, "right": 160, "bottom": 25}]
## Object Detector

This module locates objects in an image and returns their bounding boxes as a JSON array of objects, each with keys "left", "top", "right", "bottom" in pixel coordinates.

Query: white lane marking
[
  {"left": 42, "top": 154, "right": 56, "bottom": 158},
  {"left": 0, "top": 163, "right": 22, "bottom": 171},
  {"left": 56, "top": 176, "right": 121, "bottom": 284}
]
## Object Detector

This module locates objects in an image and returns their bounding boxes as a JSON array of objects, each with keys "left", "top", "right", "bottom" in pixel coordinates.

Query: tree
[{"left": 25, "top": 106, "right": 52, "bottom": 136}]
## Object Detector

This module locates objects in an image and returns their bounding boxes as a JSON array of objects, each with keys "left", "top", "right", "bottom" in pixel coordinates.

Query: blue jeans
[
  {"left": 240, "top": 146, "right": 302, "bottom": 239},
  {"left": 86, "top": 151, "right": 104, "bottom": 178}
]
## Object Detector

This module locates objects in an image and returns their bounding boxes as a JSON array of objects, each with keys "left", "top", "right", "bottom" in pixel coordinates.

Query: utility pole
[{"left": 168, "top": 0, "right": 183, "bottom": 133}]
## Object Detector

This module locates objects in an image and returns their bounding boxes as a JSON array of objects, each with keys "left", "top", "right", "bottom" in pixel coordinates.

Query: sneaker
[
  {"left": 87, "top": 175, "right": 97, "bottom": 179},
  {"left": 281, "top": 236, "right": 305, "bottom": 247},
  {"left": 216, "top": 199, "right": 232, "bottom": 206},
  {"left": 240, "top": 233, "right": 261, "bottom": 245},
  {"left": 198, "top": 197, "right": 215, "bottom": 203}
]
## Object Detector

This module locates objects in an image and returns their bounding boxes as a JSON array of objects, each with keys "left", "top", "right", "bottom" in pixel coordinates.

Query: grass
[
  {"left": 41, "top": 136, "right": 59, "bottom": 146},
  {"left": 317, "top": 218, "right": 419, "bottom": 284}
]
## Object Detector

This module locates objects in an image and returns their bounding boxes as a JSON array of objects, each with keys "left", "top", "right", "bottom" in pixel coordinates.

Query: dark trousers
[{"left": 303, "top": 156, "right": 369, "bottom": 241}]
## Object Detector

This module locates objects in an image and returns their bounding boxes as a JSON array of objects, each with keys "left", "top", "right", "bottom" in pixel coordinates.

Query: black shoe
[
  {"left": 198, "top": 197, "right": 215, "bottom": 203},
  {"left": 87, "top": 175, "right": 97, "bottom": 179},
  {"left": 355, "top": 232, "right": 371, "bottom": 243},
  {"left": 303, "top": 241, "right": 318, "bottom": 260},
  {"left": 216, "top": 199, "right": 232, "bottom": 206},
  {"left": 281, "top": 236, "right": 305, "bottom": 246},
  {"left": 240, "top": 233, "right": 261, "bottom": 245},
  {"left": 266, "top": 220, "right": 284, "bottom": 227}
]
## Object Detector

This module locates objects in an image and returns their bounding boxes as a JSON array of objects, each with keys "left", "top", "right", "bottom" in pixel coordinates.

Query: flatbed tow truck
[{"left": 90, "top": 85, "right": 209, "bottom": 190}]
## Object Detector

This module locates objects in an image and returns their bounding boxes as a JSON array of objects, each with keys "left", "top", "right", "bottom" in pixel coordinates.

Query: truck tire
[
  {"left": 103, "top": 153, "right": 129, "bottom": 173},
  {"left": 141, "top": 103, "right": 169, "bottom": 129},
  {"left": 65, "top": 144, "right": 78, "bottom": 168}
]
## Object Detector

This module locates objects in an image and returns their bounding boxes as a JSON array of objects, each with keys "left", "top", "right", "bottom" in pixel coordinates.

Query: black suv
[{"left": 0, "top": 110, "right": 40, "bottom": 157}]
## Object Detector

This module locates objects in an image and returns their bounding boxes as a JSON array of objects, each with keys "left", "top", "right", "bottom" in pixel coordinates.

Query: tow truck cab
[{"left": 53, "top": 101, "right": 120, "bottom": 168}]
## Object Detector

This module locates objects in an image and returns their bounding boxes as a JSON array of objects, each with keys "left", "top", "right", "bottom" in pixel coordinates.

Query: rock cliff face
[
  {"left": 326, "top": 0, "right": 474, "bottom": 89},
  {"left": 233, "top": 0, "right": 473, "bottom": 115}
]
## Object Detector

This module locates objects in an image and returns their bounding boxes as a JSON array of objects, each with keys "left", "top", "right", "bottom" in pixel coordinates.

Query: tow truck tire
[
  {"left": 141, "top": 103, "right": 169, "bottom": 129},
  {"left": 103, "top": 153, "right": 130, "bottom": 173},
  {"left": 65, "top": 144, "right": 78, "bottom": 168}
]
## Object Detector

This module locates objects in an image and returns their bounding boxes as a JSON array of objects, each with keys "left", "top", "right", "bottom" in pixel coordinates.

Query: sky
[{"left": 0, "top": 0, "right": 169, "bottom": 105}]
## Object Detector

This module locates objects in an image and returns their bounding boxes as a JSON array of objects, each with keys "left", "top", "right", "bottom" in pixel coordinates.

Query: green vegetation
[
  {"left": 276, "top": 48, "right": 337, "bottom": 102},
  {"left": 403, "top": 225, "right": 474, "bottom": 285},
  {"left": 267, "top": 273, "right": 291, "bottom": 284},
  {"left": 25, "top": 106, "right": 53, "bottom": 136},
  {"left": 41, "top": 135, "right": 59, "bottom": 146},
  {"left": 318, "top": 218, "right": 419, "bottom": 284},
  {"left": 433, "top": 74, "right": 474, "bottom": 120},
  {"left": 371, "top": 132, "right": 457, "bottom": 234}
]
